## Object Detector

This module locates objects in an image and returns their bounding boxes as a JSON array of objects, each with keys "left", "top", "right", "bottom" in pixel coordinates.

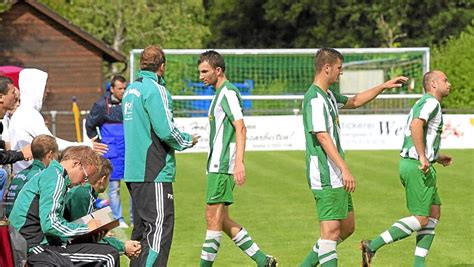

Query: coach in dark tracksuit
[
  {"left": 122, "top": 45, "right": 198, "bottom": 266},
  {"left": 9, "top": 146, "right": 119, "bottom": 266}
]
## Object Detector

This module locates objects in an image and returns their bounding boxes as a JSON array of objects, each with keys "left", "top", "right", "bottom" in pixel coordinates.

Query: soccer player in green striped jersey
[
  {"left": 197, "top": 50, "right": 277, "bottom": 267},
  {"left": 361, "top": 71, "right": 453, "bottom": 267},
  {"left": 301, "top": 48, "right": 407, "bottom": 267}
]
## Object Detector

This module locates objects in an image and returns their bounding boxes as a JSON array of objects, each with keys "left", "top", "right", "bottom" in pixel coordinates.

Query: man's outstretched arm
[{"left": 343, "top": 76, "right": 408, "bottom": 109}]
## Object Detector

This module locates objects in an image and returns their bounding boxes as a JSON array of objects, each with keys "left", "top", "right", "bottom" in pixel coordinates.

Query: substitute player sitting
[
  {"left": 64, "top": 156, "right": 141, "bottom": 259},
  {"left": 9, "top": 146, "right": 119, "bottom": 266},
  {"left": 4, "top": 134, "right": 58, "bottom": 217}
]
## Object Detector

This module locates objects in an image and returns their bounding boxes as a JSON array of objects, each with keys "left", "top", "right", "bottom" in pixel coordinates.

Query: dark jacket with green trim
[
  {"left": 4, "top": 159, "right": 45, "bottom": 217},
  {"left": 9, "top": 160, "right": 89, "bottom": 250}
]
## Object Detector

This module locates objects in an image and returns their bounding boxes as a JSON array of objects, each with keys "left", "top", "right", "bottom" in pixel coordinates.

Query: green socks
[{"left": 300, "top": 241, "right": 319, "bottom": 267}]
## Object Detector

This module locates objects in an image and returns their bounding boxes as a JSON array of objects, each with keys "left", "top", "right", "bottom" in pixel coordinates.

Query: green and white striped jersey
[
  {"left": 400, "top": 94, "right": 443, "bottom": 162},
  {"left": 302, "top": 85, "right": 348, "bottom": 190},
  {"left": 207, "top": 80, "right": 244, "bottom": 174}
]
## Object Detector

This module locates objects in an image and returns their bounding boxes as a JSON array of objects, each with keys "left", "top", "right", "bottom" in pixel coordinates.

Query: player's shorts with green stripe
[
  {"left": 312, "top": 187, "right": 353, "bottom": 221},
  {"left": 206, "top": 173, "right": 235, "bottom": 205},
  {"left": 399, "top": 158, "right": 442, "bottom": 216}
]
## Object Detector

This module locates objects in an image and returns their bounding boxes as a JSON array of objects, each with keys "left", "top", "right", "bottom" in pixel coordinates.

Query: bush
[{"left": 432, "top": 20, "right": 474, "bottom": 112}]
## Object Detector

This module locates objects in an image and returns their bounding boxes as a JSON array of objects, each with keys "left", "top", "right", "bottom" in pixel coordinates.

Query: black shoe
[
  {"left": 361, "top": 240, "right": 375, "bottom": 267},
  {"left": 263, "top": 255, "right": 278, "bottom": 267}
]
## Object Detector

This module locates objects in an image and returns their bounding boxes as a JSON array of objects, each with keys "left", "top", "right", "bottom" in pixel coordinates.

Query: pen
[{"left": 96, "top": 127, "right": 102, "bottom": 140}]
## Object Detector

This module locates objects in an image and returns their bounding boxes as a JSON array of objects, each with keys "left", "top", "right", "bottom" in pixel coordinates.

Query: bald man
[{"left": 361, "top": 70, "right": 453, "bottom": 267}]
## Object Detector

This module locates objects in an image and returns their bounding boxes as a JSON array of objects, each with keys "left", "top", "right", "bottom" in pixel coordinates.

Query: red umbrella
[{"left": 0, "top": 66, "right": 23, "bottom": 88}]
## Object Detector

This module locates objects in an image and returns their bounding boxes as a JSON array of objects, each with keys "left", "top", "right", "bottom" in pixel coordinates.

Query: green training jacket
[
  {"left": 122, "top": 70, "right": 193, "bottom": 183},
  {"left": 64, "top": 183, "right": 125, "bottom": 253},
  {"left": 4, "top": 159, "right": 45, "bottom": 217},
  {"left": 9, "top": 160, "right": 89, "bottom": 250}
]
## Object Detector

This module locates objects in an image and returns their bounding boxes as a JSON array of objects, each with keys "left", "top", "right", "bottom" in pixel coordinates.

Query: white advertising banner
[
  {"left": 174, "top": 115, "right": 305, "bottom": 153},
  {"left": 339, "top": 114, "right": 474, "bottom": 150},
  {"left": 175, "top": 114, "right": 474, "bottom": 152}
]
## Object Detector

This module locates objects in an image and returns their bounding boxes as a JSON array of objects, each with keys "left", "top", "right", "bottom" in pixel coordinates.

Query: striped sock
[
  {"left": 300, "top": 237, "right": 343, "bottom": 267},
  {"left": 370, "top": 216, "right": 422, "bottom": 252},
  {"left": 414, "top": 217, "right": 438, "bottom": 267},
  {"left": 200, "top": 230, "right": 222, "bottom": 267},
  {"left": 301, "top": 239, "right": 320, "bottom": 267},
  {"left": 232, "top": 228, "right": 267, "bottom": 266},
  {"left": 318, "top": 239, "right": 337, "bottom": 267}
]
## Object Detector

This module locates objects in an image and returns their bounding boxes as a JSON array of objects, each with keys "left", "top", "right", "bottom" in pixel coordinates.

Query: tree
[
  {"left": 205, "top": 0, "right": 278, "bottom": 48},
  {"left": 0, "top": 2, "right": 10, "bottom": 13},
  {"left": 361, "top": 0, "right": 410, "bottom": 48},
  {"left": 403, "top": 0, "right": 474, "bottom": 47},
  {"left": 263, "top": 0, "right": 367, "bottom": 48},
  {"left": 205, "top": 0, "right": 473, "bottom": 49},
  {"left": 40, "top": 0, "right": 210, "bottom": 75},
  {"left": 432, "top": 20, "right": 474, "bottom": 111}
]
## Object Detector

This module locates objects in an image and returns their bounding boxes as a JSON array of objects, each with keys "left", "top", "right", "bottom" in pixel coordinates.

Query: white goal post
[{"left": 129, "top": 48, "right": 429, "bottom": 115}]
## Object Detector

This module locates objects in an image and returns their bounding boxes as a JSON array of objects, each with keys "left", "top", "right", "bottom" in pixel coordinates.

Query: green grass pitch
[{"left": 116, "top": 149, "right": 473, "bottom": 266}]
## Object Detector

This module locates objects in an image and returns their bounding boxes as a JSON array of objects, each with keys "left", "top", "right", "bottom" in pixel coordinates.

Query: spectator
[
  {"left": 1, "top": 86, "right": 21, "bottom": 180},
  {"left": 2, "top": 86, "right": 20, "bottom": 144},
  {"left": 85, "top": 75, "right": 131, "bottom": 228},
  {"left": 9, "top": 68, "right": 107, "bottom": 174},
  {"left": 0, "top": 76, "right": 32, "bottom": 165}
]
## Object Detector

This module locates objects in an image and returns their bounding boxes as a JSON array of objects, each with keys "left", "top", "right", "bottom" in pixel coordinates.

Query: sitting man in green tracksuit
[
  {"left": 4, "top": 134, "right": 58, "bottom": 217},
  {"left": 64, "top": 156, "right": 141, "bottom": 258},
  {"left": 9, "top": 145, "right": 120, "bottom": 266}
]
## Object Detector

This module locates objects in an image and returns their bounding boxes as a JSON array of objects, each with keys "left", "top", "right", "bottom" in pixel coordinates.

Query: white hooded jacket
[{"left": 9, "top": 68, "right": 83, "bottom": 173}]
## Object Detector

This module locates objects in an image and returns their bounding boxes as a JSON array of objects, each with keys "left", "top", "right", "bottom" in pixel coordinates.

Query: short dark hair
[
  {"left": 423, "top": 71, "right": 437, "bottom": 91},
  {"left": 198, "top": 50, "right": 226, "bottom": 72},
  {"left": 0, "top": 76, "right": 14, "bottom": 95},
  {"left": 140, "top": 45, "right": 166, "bottom": 72},
  {"left": 111, "top": 75, "right": 126, "bottom": 88},
  {"left": 314, "top": 48, "right": 344, "bottom": 74},
  {"left": 31, "top": 135, "right": 58, "bottom": 160}
]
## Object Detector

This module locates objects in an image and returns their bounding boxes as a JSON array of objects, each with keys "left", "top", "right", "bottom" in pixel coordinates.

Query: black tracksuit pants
[
  {"left": 28, "top": 243, "right": 119, "bottom": 267},
  {"left": 127, "top": 182, "right": 175, "bottom": 267}
]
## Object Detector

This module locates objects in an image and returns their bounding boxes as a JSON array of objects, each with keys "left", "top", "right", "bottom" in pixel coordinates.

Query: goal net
[{"left": 129, "top": 48, "right": 429, "bottom": 116}]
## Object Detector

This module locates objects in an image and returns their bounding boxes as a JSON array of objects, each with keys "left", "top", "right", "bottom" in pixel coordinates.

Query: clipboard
[{"left": 70, "top": 207, "right": 119, "bottom": 243}]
